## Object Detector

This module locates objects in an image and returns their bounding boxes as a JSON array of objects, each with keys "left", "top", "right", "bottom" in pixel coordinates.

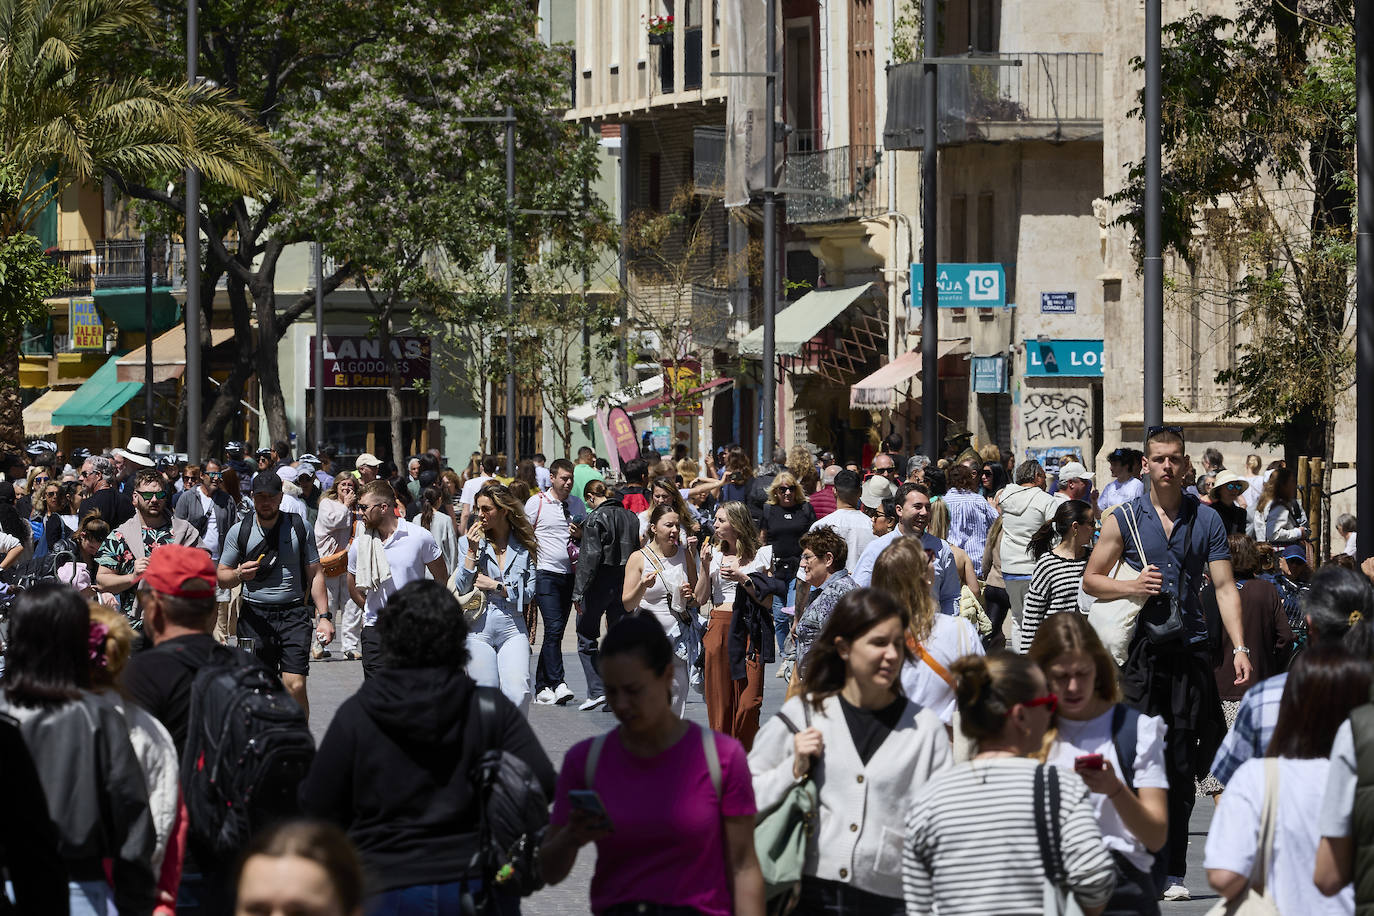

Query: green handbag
[{"left": 755, "top": 704, "right": 819, "bottom": 915}]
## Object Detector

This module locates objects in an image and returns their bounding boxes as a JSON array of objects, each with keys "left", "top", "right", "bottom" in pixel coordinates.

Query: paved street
[{"left": 306, "top": 628, "right": 1220, "bottom": 913}]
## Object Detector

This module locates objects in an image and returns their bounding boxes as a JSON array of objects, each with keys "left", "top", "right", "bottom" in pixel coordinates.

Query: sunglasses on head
[
  {"left": 1024, "top": 693, "right": 1059, "bottom": 714},
  {"left": 1145, "top": 424, "right": 1185, "bottom": 441}
]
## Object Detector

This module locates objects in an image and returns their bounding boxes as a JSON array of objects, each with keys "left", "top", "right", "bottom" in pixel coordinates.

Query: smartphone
[
  {"left": 569, "top": 790, "right": 613, "bottom": 830},
  {"left": 1074, "top": 753, "right": 1105, "bottom": 771}
]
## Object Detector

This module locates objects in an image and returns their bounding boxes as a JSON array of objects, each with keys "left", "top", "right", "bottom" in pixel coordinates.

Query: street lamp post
[
  {"left": 1142, "top": 0, "right": 1163, "bottom": 432},
  {"left": 1356, "top": 0, "right": 1373, "bottom": 561},
  {"left": 760, "top": 0, "right": 777, "bottom": 464},
  {"left": 184, "top": 0, "right": 201, "bottom": 463}
]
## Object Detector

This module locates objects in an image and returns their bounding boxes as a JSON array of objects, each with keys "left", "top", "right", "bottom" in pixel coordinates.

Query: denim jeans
[
  {"left": 368, "top": 879, "right": 520, "bottom": 916},
  {"left": 771, "top": 576, "right": 798, "bottom": 656},
  {"left": 793, "top": 877, "right": 904, "bottom": 916},
  {"left": 533, "top": 570, "right": 573, "bottom": 692},
  {"left": 467, "top": 604, "right": 532, "bottom": 713},
  {"left": 576, "top": 569, "right": 626, "bottom": 700}
]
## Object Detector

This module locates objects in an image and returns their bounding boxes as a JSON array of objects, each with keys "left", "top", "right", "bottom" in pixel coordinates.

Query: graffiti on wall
[{"left": 1023, "top": 391, "right": 1091, "bottom": 442}]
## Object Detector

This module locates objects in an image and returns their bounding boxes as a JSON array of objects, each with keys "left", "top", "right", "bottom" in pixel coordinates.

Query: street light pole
[
  {"left": 1142, "top": 0, "right": 1163, "bottom": 433},
  {"left": 144, "top": 237, "right": 154, "bottom": 444},
  {"left": 184, "top": 0, "right": 201, "bottom": 463},
  {"left": 919, "top": 0, "right": 939, "bottom": 460},
  {"left": 1356, "top": 0, "right": 1373, "bottom": 561},
  {"left": 760, "top": 0, "right": 777, "bottom": 463},
  {"left": 314, "top": 231, "right": 325, "bottom": 453},
  {"left": 504, "top": 105, "right": 518, "bottom": 476}
]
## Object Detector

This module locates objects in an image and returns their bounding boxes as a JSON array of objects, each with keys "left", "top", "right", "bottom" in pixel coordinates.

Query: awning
[
  {"left": 51, "top": 354, "right": 142, "bottom": 427},
  {"left": 567, "top": 375, "right": 665, "bottom": 423},
  {"left": 22, "top": 388, "right": 76, "bottom": 436},
  {"left": 738, "top": 283, "right": 878, "bottom": 357},
  {"left": 116, "top": 325, "right": 235, "bottom": 383},
  {"left": 92, "top": 286, "right": 181, "bottom": 334},
  {"left": 849, "top": 339, "right": 972, "bottom": 409},
  {"left": 627, "top": 376, "right": 735, "bottom": 415}
]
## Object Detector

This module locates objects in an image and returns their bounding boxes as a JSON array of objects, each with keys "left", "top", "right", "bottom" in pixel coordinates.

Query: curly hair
[{"left": 476, "top": 483, "right": 538, "bottom": 555}]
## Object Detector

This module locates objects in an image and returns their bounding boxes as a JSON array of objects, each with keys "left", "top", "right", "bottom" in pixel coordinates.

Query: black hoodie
[{"left": 299, "top": 667, "right": 555, "bottom": 893}]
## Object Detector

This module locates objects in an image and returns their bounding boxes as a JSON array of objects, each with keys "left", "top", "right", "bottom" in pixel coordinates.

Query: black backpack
[
  {"left": 469, "top": 687, "right": 549, "bottom": 901},
  {"left": 0, "top": 539, "right": 78, "bottom": 598},
  {"left": 179, "top": 645, "right": 316, "bottom": 860}
]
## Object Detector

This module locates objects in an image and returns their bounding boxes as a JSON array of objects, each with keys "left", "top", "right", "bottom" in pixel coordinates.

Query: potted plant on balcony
[{"left": 646, "top": 14, "right": 673, "bottom": 45}]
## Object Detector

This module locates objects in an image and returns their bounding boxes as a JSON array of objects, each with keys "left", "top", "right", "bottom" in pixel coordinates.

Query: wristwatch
[
  {"left": 1232, "top": 646, "right": 1250, "bottom": 655},
  {"left": 316, "top": 611, "right": 334, "bottom": 622}
]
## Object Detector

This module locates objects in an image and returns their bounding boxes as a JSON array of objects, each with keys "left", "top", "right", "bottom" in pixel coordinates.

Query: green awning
[
  {"left": 51, "top": 353, "right": 143, "bottom": 427},
  {"left": 92, "top": 286, "right": 181, "bottom": 334},
  {"left": 738, "top": 283, "right": 878, "bottom": 357}
]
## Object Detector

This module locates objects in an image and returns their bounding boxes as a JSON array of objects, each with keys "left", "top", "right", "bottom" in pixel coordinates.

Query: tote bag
[{"left": 1087, "top": 506, "right": 1149, "bottom": 665}]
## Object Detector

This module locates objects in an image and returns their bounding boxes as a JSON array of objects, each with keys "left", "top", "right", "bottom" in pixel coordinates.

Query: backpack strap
[
  {"left": 585, "top": 731, "right": 609, "bottom": 790},
  {"left": 698, "top": 722, "right": 721, "bottom": 800},
  {"left": 1112, "top": 703, "right": 1141, "bottom": 790},
  {"left": 474, "top": 686, "right": 498, "bottom": 749}
]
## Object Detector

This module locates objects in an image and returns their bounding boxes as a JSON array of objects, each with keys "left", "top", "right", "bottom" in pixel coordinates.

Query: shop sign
[
  {"left": 309, "top": 335, "right": 431, "bottom": 388},
  {"left": 1024, "top": 339, "right": 1104, "bottom": 377},
  {"left": 1040, "top": 292, "right": 1076, "bottom": 314},
  {"left": 1025, "top": 446, "right": 1083, "bottom": 469},
  {"left": 69, "top": 298, "right": 104, "bottom": 350},
  {"left": 606, "top": 407, "right": 640, "bottom": 466},
  {"left": 651, "top": 426, "right": 671, "bottom": 452},
  {"left": 909, "top": 263, "right": 1007, "bottom": 309},
  {"left": 971, "top": 355, "right": 1008, "bottom": 393}
]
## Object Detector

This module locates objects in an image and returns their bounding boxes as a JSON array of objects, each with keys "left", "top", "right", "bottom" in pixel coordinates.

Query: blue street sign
[
  {"left": 1024, "top": 339, "right": 1104, "bottom": 377},
  {"left": 1040, "top": 291, "right": 1077, "bottom": 314},
  {"left": 910, "top": 263, "right": 1008, "bottom": 309},
  {"left": 972, "top": 355, "right": 1008, "bottom": 393}
]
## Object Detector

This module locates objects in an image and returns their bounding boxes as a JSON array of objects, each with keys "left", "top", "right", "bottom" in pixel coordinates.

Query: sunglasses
[
  {"left": 207, "top": 472, "right": 222, "bottom": 480},
  {"left": 33, "top": 476, "right": 48, "bottom": 484},
  {"left": 1024, "top": 693, "right": 1059, "bottom": 714},
  {"left": 136, "top": 490, "right": 168, "bottom": 501},
  {"left": 1146, "top": 424, "right": 1185, "bottom": 440},
  {"left": 184, "top": 475, "right": 200, "bottom": 481}
]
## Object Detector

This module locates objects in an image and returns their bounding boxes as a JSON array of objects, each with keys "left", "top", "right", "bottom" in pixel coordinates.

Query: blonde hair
[
  {"left": 88, "top": 603, "right": 134, "bottom": 688},
  {"left": 870, "top": 536, "right": 938, "bottom": 642},
  {"left": 476, "top": 483, "right": 538, "bottom": 555},
  {"left": 926, "top": 499, "right": 951, "bottom": 539},
  {"left": 979, "top": 443, "right": 1002, "bottom": 463},
  {"left": 716, "top": 501, "right": 760, "bottom": 565},
  {"left": 766, "top": 471, "right": 809, "bottom": 506}
]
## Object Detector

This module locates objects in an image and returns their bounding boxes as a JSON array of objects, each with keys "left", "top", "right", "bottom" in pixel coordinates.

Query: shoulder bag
[
  {"left": 1034, "top": 763, "right": 1086, "bottom": 916},
  {"left": 755, "top": 703, "right": 818, "bottom": 915},
  {"left": 319, "top": 514, "right": 355, "bottom": 579},
  {"left": 451, "top": 538, "right": 490, "bottom": 623},
  {"left": 640, "top": 546, "right": 697, "bottom": 623},
  {"left": 1204, "top": 758, "right": 1280, "bottom": 915},
  {"left": 1087, "top": 505, "right": 1149, "bottom": 665},
  {"left": 1137, "top": 507, "right": 1196, "bottom": 646}
]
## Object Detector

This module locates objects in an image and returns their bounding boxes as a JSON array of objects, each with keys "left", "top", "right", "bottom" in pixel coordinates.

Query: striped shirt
[
  {"left": 942, "top": 488, "right": 999, "bottom": 572},
  {"left": 1019, "top": 552, "right": 1088, "bottom": 654},
  {"left": 903, "top": 758, "right": 1116, "bottom": 915}
]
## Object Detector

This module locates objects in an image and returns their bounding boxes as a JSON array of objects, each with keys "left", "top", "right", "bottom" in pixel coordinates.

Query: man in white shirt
[
  {"left": 807, "top": 469, "right": 873, "bottom": 574},
  {"left": 524, "top": 458, "right": 585, "bottom": 706},
  {"left": 532, "top": 453, "right": 552, "bottom": 491},
  {"left": 173, "top": 459, "right": 240, "bottom": 640},
  {"left": 347, "top": 480, "right": 448, "bottom": 678},
  {"left": 852, "top": 482, "right": 961, "bottom": 615},
  {"left": 459, "top": 455, "right": 499, "bottom": 531},
  {"left": 1097, "top": 448, "right": 1145, "bottom": 512}
]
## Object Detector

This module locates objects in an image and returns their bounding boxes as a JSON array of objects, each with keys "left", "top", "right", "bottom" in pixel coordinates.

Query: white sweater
[
  {"left": 996, "top": 483, "right": 1061, "bottom": 576},
  {"left": 748, "top": 694, "right": 951, "bottom": 900}
]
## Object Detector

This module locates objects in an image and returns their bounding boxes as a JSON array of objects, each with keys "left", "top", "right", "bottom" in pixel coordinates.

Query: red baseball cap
[{"left": 138, "top": 544, "right": 217, "bottom": 597}]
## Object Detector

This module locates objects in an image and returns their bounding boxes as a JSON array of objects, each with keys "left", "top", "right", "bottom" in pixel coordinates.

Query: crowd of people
[{"left": 1, "top": 425, "right": 1372, "bottom": 915}]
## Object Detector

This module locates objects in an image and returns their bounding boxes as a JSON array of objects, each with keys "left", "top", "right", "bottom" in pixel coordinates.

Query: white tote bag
[
  {"left": 1087, "top": 506, "right": 1149, "bottom": 665},
  {"left": 1204, "top": 758, "right": 1281, "bottom": 915}
]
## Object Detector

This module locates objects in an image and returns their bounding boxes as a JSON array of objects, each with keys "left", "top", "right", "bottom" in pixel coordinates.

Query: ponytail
[{"left": 1029, "top": 520, "right": 1056, "bottom": 559}]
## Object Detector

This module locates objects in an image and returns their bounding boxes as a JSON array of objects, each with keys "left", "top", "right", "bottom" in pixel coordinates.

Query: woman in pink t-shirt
[{"left": 543, "top": 614, "right": 766, "bottom": 916}]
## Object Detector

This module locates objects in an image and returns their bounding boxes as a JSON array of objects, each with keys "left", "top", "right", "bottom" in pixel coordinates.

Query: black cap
[{"left": 251, "top": 473, "right": 282, "bottom": 495}]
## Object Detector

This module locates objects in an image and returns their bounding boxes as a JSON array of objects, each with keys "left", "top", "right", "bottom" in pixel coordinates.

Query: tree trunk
[
  {"left": 0, "top": 335, "right": 23, "bottom": 452},
  {"left": 200, "top": 276, "right": 257, "bottom": 455},
  {"left": 379, "top": 307, "right": 404, "bottom": 466}
]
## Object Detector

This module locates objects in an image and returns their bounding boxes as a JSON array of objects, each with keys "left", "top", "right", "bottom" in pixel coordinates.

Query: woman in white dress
[{"left": 622, "top": 504, "right": 698, "bottom": 716}]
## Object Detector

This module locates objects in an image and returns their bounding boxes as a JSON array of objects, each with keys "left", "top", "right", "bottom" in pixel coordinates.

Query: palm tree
[{"left": 0, "top": 0, "right": 291, "bottom": 447}]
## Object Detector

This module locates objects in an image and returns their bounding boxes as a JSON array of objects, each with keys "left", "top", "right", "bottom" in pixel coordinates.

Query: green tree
[
  {"left": 0, "top": 0, "right": 285, "bottom": 448},
  {"left": 1110, "top": 2, "right": 1354, "bottom": 465},
  {"left": 283, "top": 0, "right": 614, "bottom": 462}
]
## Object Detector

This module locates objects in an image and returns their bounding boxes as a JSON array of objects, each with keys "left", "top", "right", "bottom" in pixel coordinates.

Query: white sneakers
[
  {"left": 1162, "top": 878, "right": 1190, "bottom": 901},
  {"left": 534, "top": 683, "right": 577, "bottom": 706},
  {"left": 578, "top": 696, "right": 606, "bottom": 711}
]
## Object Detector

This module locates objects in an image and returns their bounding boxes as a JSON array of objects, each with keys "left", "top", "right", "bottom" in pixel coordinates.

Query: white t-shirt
[
  {"left": 347, "top": 518, "right": 442, "bottom": 626},
  {"left": 900, "top": 614, "right": 983, "bottom": 724},
  {"left": 199, "top": 490, "right": 221, "bottom": 559},
  {"left": 1212, "top": 757, "right": 1354, "bottom": 915},
  {"left": 459, "top": 475, "right": 493, "bottom": 508},
  {"left": 709, "top": 545, "right": 773, "bottom": 607},
  {"left": 523, "top": 492, "right": 585, "bottom": 574},
  {"left": 1319, "top": 720, "right": 1357, "bottom": 839},
  {"left": 0, "top": 531, "right": 21, "bottom": 558},
  {"left": 1049, "top": 707, "right": 1170, "bottom": 871},
  {"left": 808, "top": 508, "right": 874, "bottom": 574}
]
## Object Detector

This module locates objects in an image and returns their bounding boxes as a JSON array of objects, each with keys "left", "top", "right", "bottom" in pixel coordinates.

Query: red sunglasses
[{"left": 1024, "top": 693, "right": 1059, "bottom": 714}]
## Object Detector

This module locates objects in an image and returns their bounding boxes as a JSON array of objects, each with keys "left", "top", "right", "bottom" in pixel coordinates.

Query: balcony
[
  {"left": 884, "top": 52, "right": 1103, "bottom": 149},
  {"left": 782, "top": 138, "right": 885, "bottom": 225}
]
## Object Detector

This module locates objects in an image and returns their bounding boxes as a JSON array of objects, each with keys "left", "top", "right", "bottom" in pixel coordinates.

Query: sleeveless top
[{"left": 639, "top": 545, "right": 690, "bottom": 632}]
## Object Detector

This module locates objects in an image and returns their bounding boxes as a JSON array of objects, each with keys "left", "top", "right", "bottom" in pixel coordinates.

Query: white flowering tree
[{"left": 282, "top": 0, "right": 614, "bottom": 462}]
